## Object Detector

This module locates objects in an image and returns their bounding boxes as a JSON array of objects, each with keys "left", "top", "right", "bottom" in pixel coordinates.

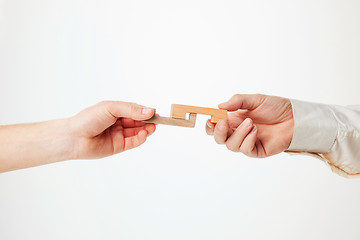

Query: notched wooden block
[
  {"left": 171, "top": 104, "right": 227, "bottom": 123},
  {"left": 143, "top": 104, "right": 227, "bottom": 128},
  {"left": 143, "top": 112, "right": 197, "bottom": 128}
]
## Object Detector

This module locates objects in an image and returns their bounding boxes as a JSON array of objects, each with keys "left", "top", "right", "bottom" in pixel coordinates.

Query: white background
[{"left": 1, "top": 0, "right": 360, "bottom": 239}]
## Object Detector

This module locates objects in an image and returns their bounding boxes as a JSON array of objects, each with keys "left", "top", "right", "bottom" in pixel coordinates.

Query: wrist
[
  {"left": 0, "top": 118, "right": 77, "bottom": 172},
  {"left": 285, "top": 99, "right": 295, "bottom": 149},
  {"left": 49, "top": 118, "right": 78, "bottom": 162},
  {"left": 285, "top": 117, "right": 295, "bottom": 150}
]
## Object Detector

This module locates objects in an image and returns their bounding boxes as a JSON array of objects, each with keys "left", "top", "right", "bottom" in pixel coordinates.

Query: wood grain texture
[
  {"left": 143, "top": 113, "right": 197, "bottom": 128},
  {"left": 171, "top": 104, "right": 227, "bottom": 123}
]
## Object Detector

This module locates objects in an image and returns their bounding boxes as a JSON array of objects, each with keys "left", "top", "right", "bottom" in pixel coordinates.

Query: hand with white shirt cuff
[
  {"left": 206, "top": 94, "right": 360, "bottom": 178},
  {"left": 205, "top": 94, "right": 294, "bottom": 158}
]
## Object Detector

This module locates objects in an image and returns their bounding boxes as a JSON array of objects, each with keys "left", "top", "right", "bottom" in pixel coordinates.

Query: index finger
[
  {"left": 103, "top": 101, "right": 155, "bottom": 121},
  {"left": 218, "top": 94, "right": 265, "bottom": 111}
]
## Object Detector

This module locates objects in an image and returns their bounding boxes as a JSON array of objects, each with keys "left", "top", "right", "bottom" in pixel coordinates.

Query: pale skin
[
  {"left": 0, "top": 101, "right": 156, "bottom": 173},
  {"left": 206, "top": 94, "right": 294, "bottom": 158},
  {"left": 0, "top": 94, "right": 294, "bottom": 173}
]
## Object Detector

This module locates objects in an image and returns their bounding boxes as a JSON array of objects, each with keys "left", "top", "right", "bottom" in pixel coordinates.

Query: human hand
[
  {"left": 69, "top": 101, "right": 156, "bottom": 159},
  {"left": 206, "top": 94, "right": 294, "bottom": 158}
]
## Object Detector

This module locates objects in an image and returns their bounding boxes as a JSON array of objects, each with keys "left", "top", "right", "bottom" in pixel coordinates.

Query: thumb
[
  {"left": 218, "top": 94, "right": 264, "bottom": 111},
  {"left": 105, "top": 101, "right": 155, "bottom": 121}
]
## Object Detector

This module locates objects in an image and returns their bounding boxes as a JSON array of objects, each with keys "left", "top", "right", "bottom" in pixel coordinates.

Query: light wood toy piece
[
  {"left": 143, "top": 104, "right": 227, "bottom": 128},
  {"left": 171, "top": 104, "right": 227, "bottom": 123}
]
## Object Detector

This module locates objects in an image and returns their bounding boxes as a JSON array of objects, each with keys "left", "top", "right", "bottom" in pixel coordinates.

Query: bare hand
[
  {"left": 69, "top": 101, "right": 156, "bottom": 159},
  {"left": 206, "top": 94, "right": 294, "bottom": 158}
]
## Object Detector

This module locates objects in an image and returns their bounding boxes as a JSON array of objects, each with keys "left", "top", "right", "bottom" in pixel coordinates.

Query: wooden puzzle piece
[
  {"left": 143, "top": 112, "right": 197, "bottom": 128},
  {"left": 171, "top": 104, "right": 227, "bottom": 123},
  {"left": 143, "top": 104, "right": 227, "bottom": 128}
]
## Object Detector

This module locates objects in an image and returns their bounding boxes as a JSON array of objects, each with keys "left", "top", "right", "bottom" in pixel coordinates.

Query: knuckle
[
  {"left": 240, "top": 145, "right": 256, "bottom": 157},
  {"left": 254, "top": 93, "right": 266, "bottom": 101},
  {"left": 215, "top": 138, "right": 223, "bottom": 144},
  {"left": 97, "top": 101, "right": 112, "bottom": 113},
  {"left": 226, "top": 143, "right": 238, "bottom": 152},
  {"left": 232, "top": 94, "right": 241, "bottom": 100},
  {"left": 98, "top": 100, "right": 110, "bottom": 106},
  {"left": 243, "top": 152, "right": 253, "bottom": 158},
  {"left": 240, "top": 146, "right": 250, "bottom": 155},
  {"left": 130, "top": 103, "right": 141, "bottom": 113}
]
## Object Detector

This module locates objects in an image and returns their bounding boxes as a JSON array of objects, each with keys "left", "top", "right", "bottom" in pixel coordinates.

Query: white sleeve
[{"left": 286, "top": 99, "right": 360, "bottom": 178}]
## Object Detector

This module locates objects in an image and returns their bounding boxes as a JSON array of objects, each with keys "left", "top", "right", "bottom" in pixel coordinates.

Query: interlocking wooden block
[
  {"left": 143, "top": 112, "right": 197, "bottom": 128},
  {"left": 171, "top": 104, "right": 227, "bottom": 123},
  {"left": 143, "top": 104, "right": 227, "bottom": 128}
]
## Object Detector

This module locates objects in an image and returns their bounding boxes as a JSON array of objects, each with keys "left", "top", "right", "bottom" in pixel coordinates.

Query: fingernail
[
  {"left": 243, "top": 118, "right": 251, "bottom": 127},
  {"left": 206, "top": 121, "right": 213, "bottom": 129},
  {"left": 142, "top": 108, "right": 153, "bottom": 115}
]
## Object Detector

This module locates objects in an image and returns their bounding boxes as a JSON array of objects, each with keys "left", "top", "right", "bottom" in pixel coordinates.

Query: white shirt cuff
[{"left": 287, "top": 99, "right": 337, "bottom": 153}]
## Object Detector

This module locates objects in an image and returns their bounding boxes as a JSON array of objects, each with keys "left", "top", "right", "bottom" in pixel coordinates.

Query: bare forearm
[
  {"left": 0, "top": 101, "right": 156, "bottom": 172},
  {"left": 0, "top": 119, "right": 75, "bottom": 172}
]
